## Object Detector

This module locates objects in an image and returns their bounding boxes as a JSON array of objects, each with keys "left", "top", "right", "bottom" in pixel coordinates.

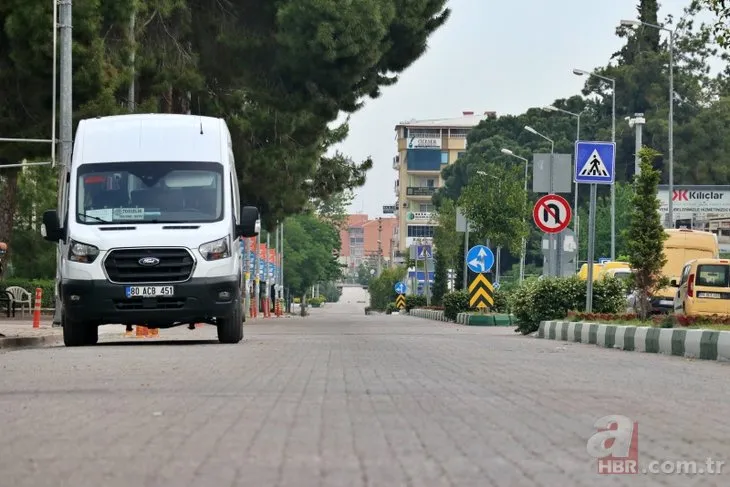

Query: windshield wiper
[{"left": 77, "top": 212, "right": 111, "bottom": 223}]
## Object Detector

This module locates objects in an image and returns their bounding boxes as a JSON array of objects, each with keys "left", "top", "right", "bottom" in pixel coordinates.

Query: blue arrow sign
[
  {"left": 574, "top": 141, "right": 616, "bottom": 184},
  {"left": 394, "top": 281, "right": 406, "bottom": 294},
  {"left": 466, "top": 245, "right": 494, "bottom": 274}
]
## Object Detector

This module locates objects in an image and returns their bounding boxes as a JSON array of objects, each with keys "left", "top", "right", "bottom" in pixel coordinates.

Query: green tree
[
  {"left": 458, "top": 162, "right": 528, "bottom": 255},
  {"left": 431, "top": 256, "right": 447, "bottom": 305},
  {"left": 281, "top": 213, "right": 342, "bottom": 313},
  {"left": 626, "top": 147, "right": 667, "bottom": 319}
]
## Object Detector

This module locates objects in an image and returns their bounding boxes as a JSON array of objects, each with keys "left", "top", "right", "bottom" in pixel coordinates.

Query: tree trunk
[
  {"left": 300, "top": 294, "right": 307, "bottom": 316},
  {"left": 0, "top": 168, "right": 20, "bottom": 278}
]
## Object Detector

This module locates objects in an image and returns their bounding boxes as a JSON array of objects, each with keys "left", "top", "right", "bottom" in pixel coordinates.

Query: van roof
[
  {"left": 688, "top": 258, "right": 730, "bottom": 265},
  {"left": 76, "top": 114, "right": 226, "bottom": 164}
]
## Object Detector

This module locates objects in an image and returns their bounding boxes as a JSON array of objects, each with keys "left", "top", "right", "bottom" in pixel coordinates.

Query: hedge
[
  {"left": 0, "top": 278, "right": 56, "bottom": 308},
  {"left": 509, "top": 275, "right": 626, "bottom": 335}
]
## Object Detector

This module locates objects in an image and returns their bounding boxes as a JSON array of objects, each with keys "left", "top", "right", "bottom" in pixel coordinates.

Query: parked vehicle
[
  {"left": 652, "top": 229, "right": 719, "bottom": 313},
  {"left": 41, "top": 114, "right": 259, "bottom": 346},
  {"left": 672, "top": 258, "right": 730, "bottom": 316}
]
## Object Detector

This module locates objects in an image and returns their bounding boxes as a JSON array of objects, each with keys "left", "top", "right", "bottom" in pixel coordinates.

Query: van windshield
[
  {"left": 76, "top": 161, "right": 224, "bottom": 224},
  {"left": 696, "top": 265, "right": 730, "bottom": 288}
]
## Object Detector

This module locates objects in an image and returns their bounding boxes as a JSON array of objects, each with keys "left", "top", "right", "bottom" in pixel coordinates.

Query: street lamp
[
  {"left": 620, "top": 18, "right": 675, "bottom": 228},
  {"left": 573, "top": 67, "right": 617, "bottom": 260},
  {"left": 524, "top": 126, "right": 559, "bottom": 276},
  {"left": 501, "top": 148, "right": 529, "bottom": 284},
  {"left": 542, "top": 105, "right": 583, "bottom": 270}
]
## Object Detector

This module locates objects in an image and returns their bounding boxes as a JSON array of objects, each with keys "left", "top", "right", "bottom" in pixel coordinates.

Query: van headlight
[
  {"left": 68, "top": 240, "right": 99, "bottom": 263},
  {"left": 199, "top": 236, "right": 230, "bottom": 261}
]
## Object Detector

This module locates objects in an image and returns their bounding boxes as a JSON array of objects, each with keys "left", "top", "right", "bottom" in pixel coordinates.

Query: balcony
[{"left": 406, "top": 186, "right": 436, "bottom": 197}]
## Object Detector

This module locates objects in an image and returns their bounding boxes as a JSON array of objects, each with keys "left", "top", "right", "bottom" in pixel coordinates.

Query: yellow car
[{"left": 671, "top": 258, "right": 730, "bottom": 316}]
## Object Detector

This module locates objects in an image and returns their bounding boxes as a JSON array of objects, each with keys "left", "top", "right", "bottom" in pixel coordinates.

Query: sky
[{"left": 331, "top": 0, "right": 700, "bottom": 217}]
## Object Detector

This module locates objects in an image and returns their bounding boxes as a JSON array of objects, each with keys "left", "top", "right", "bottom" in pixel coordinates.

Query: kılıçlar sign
[{"left": 657, "top": 185, "right": 730, "bottom": 218}]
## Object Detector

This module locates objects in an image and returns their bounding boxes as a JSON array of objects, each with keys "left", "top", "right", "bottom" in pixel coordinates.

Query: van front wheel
[
  {"left": 62, "top": 312, "right": 98, "bottom": 347},
  {"left": 216, "top": 298, "right": 243, "bottom": 344}
]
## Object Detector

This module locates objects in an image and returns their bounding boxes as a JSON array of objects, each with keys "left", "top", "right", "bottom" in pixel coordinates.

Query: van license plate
[
  {"left": 125, "top": 286, "right": 174, "bottom": 298},
  {"left": 698, "top": 292, "right": 722, "bottom": 299}
]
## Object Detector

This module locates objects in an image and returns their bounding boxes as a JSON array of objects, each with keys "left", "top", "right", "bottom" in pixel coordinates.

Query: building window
[
  {"left": 419, "top": 204, "right": 434, "bottom": 212},
  {"left": 426, "top": 179, "right": 435, "bottom": 188},
  {"left": 407, "top": 225, "right": 435, "bottom": 238},
  {"left": 457, "top": 151, "right": 466, "bottom": 160},
  {"left": 441, "top": 151, "right": 448, "bottom": 164},
  {"left": 449, "top": 128, "right": 470, "bottom": 138},
  {"left": 408, "top": 129, "right": 441, "bottom": 138}
]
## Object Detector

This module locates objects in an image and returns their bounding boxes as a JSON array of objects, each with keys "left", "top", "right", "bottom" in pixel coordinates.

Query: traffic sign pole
[
  {"left": 575, "top": 141, "right": 616, "bottom": 313},
  {"left": 586, "top": 183, "right": 597, "bottom": 312},
  {"left": 549, "top": 152, "right": 555, "bottom": 277}
]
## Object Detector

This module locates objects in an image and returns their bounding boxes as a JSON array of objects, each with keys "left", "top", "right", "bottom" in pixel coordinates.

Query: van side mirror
[
  {"left": 237, "top": 206, "right": 259, "bottom": 237},
  {"left": 670, "top": 279, "right": 679, "bottom": 287},
  {"left": 41, "top": 209, "right": 64, "bottom": 242}
]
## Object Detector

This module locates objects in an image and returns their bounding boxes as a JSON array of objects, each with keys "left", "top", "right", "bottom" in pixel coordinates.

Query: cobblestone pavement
[{"left": 1, "top": 287, "right": 729, "bottom": 487}]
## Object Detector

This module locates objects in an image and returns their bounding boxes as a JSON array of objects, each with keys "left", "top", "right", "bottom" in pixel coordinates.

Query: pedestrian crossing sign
[{"left": 574, "top": 141, "right": 616, "bottom": 185}]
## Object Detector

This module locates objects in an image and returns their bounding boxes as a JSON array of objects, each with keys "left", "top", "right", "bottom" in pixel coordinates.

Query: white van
[{"left": 40, "top": 114, "right": 259, "bottom": 346}]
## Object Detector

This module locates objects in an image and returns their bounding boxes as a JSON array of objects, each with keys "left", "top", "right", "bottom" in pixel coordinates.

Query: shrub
[
  {"left": 509, "top": 276, "right": 626, "bottom": 335},
  {"left": 405, "top": 294, "right": 426, "bottom": 312},
  {"left": 385, "top": 302, "right": 398, "bottom": 314},
  {"left": 0, "top": 278, "right": 56, "bottom": 308},
  {"left": 443, "top": 290, "right": 470, "bottom": 321},
  {"left": 491, "top": 289, "right": 510, "bottom": 313}
]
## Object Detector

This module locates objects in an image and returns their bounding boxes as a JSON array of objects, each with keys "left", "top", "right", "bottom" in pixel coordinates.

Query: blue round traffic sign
[
  {"left": 394, "top": 281, "right": 407, "bottom": 294},
  {"left": 466, "top": 245, "right": 494, "bottom": 273}
]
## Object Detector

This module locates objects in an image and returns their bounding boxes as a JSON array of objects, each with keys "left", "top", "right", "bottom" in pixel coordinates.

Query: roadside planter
[
  {"left": 455, "top": 313, "right": 514, "bottom": 326},
  {"left": 408, "top": 308, "right": 514, "bottom": 326},
  {"left": 537, "top": 320, "right": 730, "bottom": 362}
]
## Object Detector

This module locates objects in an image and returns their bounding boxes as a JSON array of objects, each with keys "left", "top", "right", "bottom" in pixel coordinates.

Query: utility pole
[
  {"left": 629, "top": 113, "right": 646, "bottom": 177},
  {"left": 53, "top": 0, "right": 73, "bottom": 326},
  {"left": 127, "top": 8, "right": 136, "bottom": 112},
  {"left": 376, "top": 217, "right": 383, "bottom": 277}
]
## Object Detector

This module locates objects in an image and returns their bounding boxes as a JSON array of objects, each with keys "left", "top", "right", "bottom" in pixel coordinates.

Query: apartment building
[
  {"left": 391, "top": 111, "right": 495, "bottom": 253},
  {"left": 339, "top": 214, "right": 398, "bottom": 272}
]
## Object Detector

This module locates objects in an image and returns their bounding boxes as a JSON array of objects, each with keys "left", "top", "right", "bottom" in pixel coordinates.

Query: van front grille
[{"left": 104, "top": 248, "right": 194, "bottom": 283}]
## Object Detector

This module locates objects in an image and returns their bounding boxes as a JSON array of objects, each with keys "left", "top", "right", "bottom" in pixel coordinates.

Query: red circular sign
[{"left": 533, "top": 194, "right": 572, "bottom": 233}]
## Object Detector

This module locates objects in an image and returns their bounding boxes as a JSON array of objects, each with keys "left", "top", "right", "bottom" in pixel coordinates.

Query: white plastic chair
[{"left": 5, "top": 286, "right": 32, "bottom": 317}]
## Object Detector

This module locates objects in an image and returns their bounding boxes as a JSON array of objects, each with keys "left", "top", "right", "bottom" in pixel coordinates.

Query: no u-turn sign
[{"left": 533, "top": 194, "right": 572, "bottom": 233}]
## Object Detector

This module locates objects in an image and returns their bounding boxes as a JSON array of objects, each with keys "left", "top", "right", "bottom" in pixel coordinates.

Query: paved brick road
[{"left": 1, "top": 287, "right": 728, "bottom": 486}]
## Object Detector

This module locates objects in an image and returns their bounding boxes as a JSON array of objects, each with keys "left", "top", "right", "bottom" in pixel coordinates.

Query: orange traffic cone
[{"left": 135, "top": 325, "right": 149, "bottom": 337}]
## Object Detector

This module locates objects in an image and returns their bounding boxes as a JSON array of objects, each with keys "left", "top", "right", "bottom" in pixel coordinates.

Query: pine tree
[
  {"left": 431, "top": 256, "right": 447, "bottom": 305},
  {"left": 626, "top": 147, "right": 667, "bottom": 319}
]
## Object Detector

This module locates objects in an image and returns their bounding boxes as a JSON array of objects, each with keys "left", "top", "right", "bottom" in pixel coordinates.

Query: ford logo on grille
[{"left": 138, "top": 257, "right": 160, "bottom": 266}]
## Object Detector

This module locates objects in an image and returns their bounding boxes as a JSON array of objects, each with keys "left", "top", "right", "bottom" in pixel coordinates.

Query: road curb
[
  {"left": 408, "top": 309, "right": 448, "bottom": 321},
  {"left": 537, "top": 320, "right": 730, "bottom": 362},
  {"left": 408, "top": 309, "right": 514, "bottom": 326}
]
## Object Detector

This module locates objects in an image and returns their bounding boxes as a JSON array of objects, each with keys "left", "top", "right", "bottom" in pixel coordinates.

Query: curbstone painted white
[{"left": 537, "top": 320, "right": 730, "bottom": 363}]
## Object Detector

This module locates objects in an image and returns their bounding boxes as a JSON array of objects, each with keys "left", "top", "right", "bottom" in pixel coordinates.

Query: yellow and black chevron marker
[
  {"left": 468, "top": 273, "right": 494, "bottom": 309},
  {"left": 395, "top": 294, "right": 406, "bottom": 309}
]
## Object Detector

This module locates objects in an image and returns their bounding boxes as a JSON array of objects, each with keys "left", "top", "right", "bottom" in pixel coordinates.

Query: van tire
[
  {"left": 62, "top": 313, "right": 98, "bottom": 347},
  {"left": 217, "top": 298, "right": 243, "bottom": 344}
]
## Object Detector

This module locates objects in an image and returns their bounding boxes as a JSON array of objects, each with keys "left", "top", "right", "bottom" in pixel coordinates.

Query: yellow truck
[
  {"left": 651, "top": 229, "right": 719, "bottom": 313},
  {"left": 578, "top": 261, "right": 630, "bottom": 281}
]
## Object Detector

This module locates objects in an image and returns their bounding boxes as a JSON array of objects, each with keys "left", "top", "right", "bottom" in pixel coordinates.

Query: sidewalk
[
  {"left": 0, "top": 318, "right": 130, "bottom": 350},
  {"left": 0, "top": 313, "right": 293, "bottom": 350}
]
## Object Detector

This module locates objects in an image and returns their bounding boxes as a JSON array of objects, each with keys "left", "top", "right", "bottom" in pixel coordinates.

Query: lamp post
[
  {"left": 524, "top": 125, "right": 560, "bottom": 276},
  {"left": 542, "top": 105, "right": 582, "bottom": 270},
  {"left": 620, "top": 18, "right": 675, "bottom": 228},
  {"left": 573, "top": 68, "right": 616, "bottom": 260},
  {"left": 501, "top": 148, "right": 529, "bottom": 284}
]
